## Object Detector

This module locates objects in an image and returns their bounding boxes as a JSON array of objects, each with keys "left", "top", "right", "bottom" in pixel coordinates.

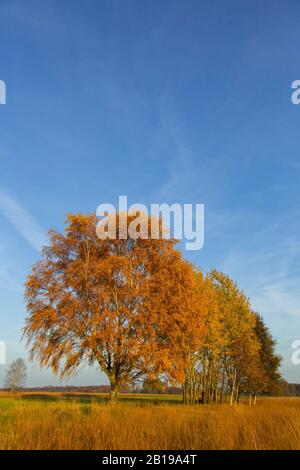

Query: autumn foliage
[{"left": 24, "top": 213, "right": 281, "bottom": 403}]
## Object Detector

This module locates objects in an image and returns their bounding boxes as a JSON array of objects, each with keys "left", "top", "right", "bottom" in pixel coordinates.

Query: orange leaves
[
  {"left": 23, "top": 213, "right": 194, "bottom": 393},
  {"left": 23, "top": 213, "right": 281, "bottom": 402}
]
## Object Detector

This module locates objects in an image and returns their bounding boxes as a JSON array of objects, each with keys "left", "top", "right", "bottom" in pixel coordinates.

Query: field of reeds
[{"left": 0, "top": 393, "right": 299, "bottom": 450}]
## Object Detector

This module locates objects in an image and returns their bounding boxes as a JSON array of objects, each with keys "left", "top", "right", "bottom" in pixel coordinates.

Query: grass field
[{"left": 0, "top": 393, "right": 299, "bottom": 450}]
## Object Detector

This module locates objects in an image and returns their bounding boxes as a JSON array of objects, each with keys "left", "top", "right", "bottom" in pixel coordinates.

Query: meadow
[{"left": 0, "top": 393, "right": 299, "bottom": 450}]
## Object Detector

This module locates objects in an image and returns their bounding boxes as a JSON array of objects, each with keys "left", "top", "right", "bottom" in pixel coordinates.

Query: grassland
[{"left": 0, "top": 393, "right": 299, "bottom": 450}]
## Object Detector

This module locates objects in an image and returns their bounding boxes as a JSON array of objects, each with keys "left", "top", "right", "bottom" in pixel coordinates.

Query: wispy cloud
[
  {"left": 150, "top": 108, "right": 217, "bottom": 203},
  {"left": 0, "top": 265, "right": 23, "bottom": 292},
  {"left": 216, "top": 208, "right": 300, "bottom": 346},
  {"left": 287, "top": 160, "right": 300, "bottom": 170},
  {"left": 0, "top": 191, "right": 47, "bottom": 252},
  {"left": 214, "top": 209, "right": 300, "bottom": 383}
]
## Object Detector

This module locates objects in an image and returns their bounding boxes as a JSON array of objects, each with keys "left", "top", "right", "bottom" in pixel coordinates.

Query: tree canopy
[{"left": 24, "top": 213, "right": 281, "bottom": 403}]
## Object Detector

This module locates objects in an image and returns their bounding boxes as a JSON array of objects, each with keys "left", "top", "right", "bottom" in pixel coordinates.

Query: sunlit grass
[{"left": 0, "top": 395, "right": 299, "bottom": 450}]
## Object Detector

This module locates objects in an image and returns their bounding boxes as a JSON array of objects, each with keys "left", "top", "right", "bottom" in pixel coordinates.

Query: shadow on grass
[{"left": 20, "top": 393, "right": 182, "bottom": 407}]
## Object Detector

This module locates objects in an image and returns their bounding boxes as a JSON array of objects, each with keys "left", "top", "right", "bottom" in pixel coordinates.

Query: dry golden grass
[{"left": 0, "top": 396, "right": 299, "bottom": 450}]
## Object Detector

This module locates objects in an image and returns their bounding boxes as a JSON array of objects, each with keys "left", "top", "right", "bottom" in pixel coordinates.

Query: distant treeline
[
  {"left": 1, "top": 382, "right": 299, "bottom": 396},
  {"left": 281, "top": 382, "right": 300, "bottom": 396},
  {"left": 0, "top": 385, "right": 181, "bottom": 394}
]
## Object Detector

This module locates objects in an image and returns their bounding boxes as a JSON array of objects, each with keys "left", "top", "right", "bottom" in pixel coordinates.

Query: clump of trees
[
  {"left": 182, "top": 271, "right": 281, "bottom": 405},
  {"left": 23, "top": 214, "right": 281, "bottom": 403}
]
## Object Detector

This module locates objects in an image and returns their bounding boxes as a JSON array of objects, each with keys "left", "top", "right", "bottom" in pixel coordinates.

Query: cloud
[
  {"left": 215, "top": 212, "right": 300, "bottom": 382},
  {"left": 0, "top": 191, "right": 47, "bottom": 252},
  {"left": 287, "top": 160, "right": 300, "bottom": 170},
  {"left": 0, "top": 266, "right": 22, "bottom": 291},
  {"left": 150, "top": 109, "right": 217, "bottom": 203},
  {"left": 251, "top": 279, "right": 300, "bottom": 323},
  {"left": 215, "top": 208, "right": 300, "bottom": 345}
]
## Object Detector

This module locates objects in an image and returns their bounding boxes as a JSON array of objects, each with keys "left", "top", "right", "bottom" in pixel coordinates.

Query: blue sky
[{"left": 0, "top": 0, "right": 300, "bottom": 386}]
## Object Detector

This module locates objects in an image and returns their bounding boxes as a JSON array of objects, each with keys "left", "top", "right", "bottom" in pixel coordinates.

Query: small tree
[
  {"left": 5, "top": 358, "right": 27, "bottom": 394},
  {"left": 142, "top": 378, "right": 166, "bottom": 394}
]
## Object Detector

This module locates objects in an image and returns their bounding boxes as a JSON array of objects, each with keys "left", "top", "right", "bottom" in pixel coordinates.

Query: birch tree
[
  {"left": 23, "top": 213, "right": 193, "bottom": 403},
  {"left": 5, "top": 358, "right": 27, "bottom": 394}
]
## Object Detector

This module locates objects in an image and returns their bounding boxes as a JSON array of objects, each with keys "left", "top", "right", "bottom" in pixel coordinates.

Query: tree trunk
[
  {"left": 108, "top": 382, "right": 120, "bottom": 404},
  {"left": 214, "top": 382, "right": 219, "bottom": 403},
  {"left": 183, "top": 372, "right": 191, "bottom": 404},
  {"left": 235, "top": 384, "right": 239, "bottom": 404},
  {"left": 190, "top": 366, "right": 196, "bottom": 405},
  {"left": 182, "top": 383, "right": 187, "bottom": 404},
  {"left": 220, "top": 367, "right": 225, "bottom": 403},
  {"left": 230, "top": 368, "right": 236, "bottom": 406}
]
